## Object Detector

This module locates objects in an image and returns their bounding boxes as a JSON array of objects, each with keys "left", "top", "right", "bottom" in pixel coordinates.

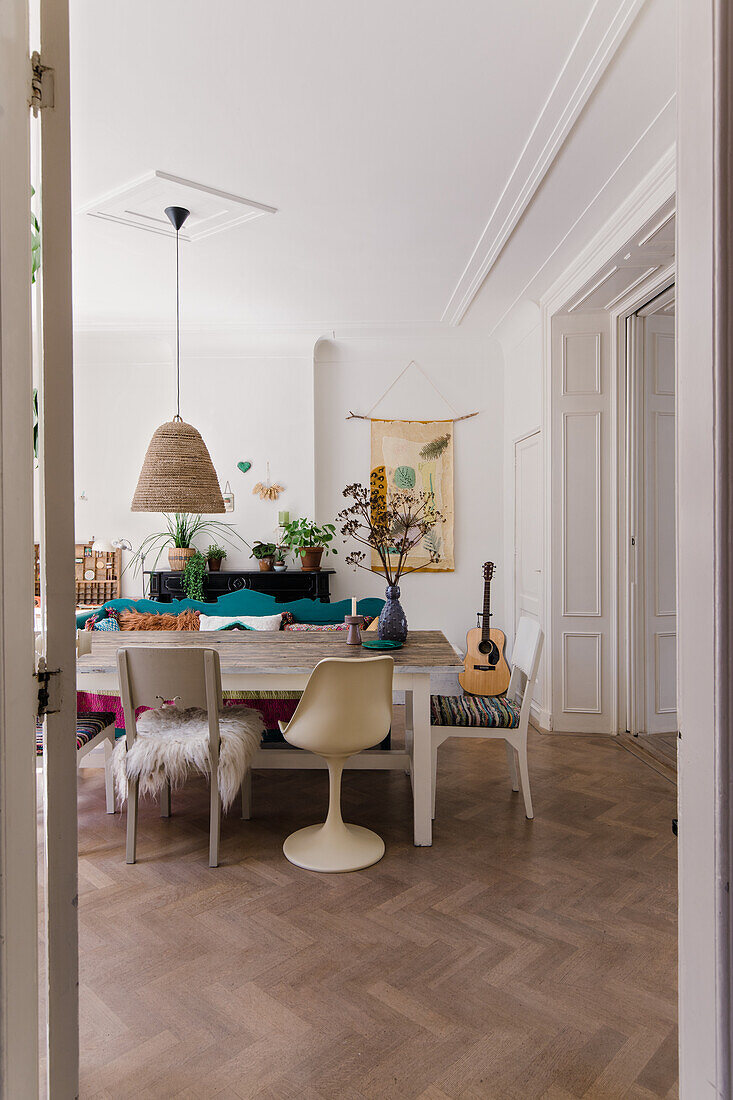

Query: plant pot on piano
[
  {"left": 168, "top": 547, "right": 196, "bottom": 571},
  {"left": 250, "top": 542, "right": 277, "bottom": 574},
  {"left": 299, "top": 546, "right": 324, "bottom": 572}
]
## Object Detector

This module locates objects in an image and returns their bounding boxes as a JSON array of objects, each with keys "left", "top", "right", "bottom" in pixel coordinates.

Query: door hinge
[
  {"left": 36, "top": 657, "right": 62, "bottom": 719},
  {"left": 30, "top": 51, "right": 55, "bottom": 116}
]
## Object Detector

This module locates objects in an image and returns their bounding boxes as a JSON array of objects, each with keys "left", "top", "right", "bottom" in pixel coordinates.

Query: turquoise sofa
[
  {"left": 77, "top": 589, "right": 388, "bottom": 747},
  {"left": 76, "top": 589, "right": 384, "bottom": 630}
]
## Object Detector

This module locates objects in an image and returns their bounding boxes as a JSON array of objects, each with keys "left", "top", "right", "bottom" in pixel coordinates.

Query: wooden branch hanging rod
[{"left": 345, "top": 410, "right": 479, "bottom": 422}]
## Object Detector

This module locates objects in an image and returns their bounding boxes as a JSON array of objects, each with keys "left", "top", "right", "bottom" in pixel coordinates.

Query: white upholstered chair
[
  {"left": 279, "top": 656, "right": 394, "bottom": 873},
  {"left": 116, "top": 646, "right": 263, "bottom": 867},
  {"left": 430, "top": 616, "right": 543, "bottom": 820}
]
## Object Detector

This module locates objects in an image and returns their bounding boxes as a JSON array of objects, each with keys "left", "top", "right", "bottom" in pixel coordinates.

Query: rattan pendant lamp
[{"left": 131, "top": 205, "right": 225, "bottom": 513}]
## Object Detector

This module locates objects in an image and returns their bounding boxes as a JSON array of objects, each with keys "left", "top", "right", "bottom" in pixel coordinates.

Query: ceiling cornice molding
[
  {"left": 73, "top": 320, "right": 492, "bottom": 367},
  {"left": 442, "top": 0, "right": 648, "bottom": 327},
  {"left": 541, "top": 143, "right": 675, "bottom": 316},
  {"left": 488, "top": 99, "right": 675, "bottom": 336},
  {"left": 72, "top": 319, "right": 481, "bottom": 341}
]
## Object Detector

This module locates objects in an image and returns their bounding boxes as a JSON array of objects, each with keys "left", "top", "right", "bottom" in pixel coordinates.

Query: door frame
[
  {"left": 36, "top": 0, "right": 80, "bottom": 1095},
  {"left": 609, "top": 266, "right": 676, "bottom": 738},
  {"left": 623, "top": 283, "right": 676, "bottom": 736},
  {"left": 0, "top": 1, "right": 41, "bottom": 1093},
  {"left": 541, "top": 150, "right": 676, "bottom": 739},
  {"left": 512, "top": 426, "right": 548, "bottom": 728},
  {"left": 675, "top": 0, "right": 732, "bottom": 1086}
]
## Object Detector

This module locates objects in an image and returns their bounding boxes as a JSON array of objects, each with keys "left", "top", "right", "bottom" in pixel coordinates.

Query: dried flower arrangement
[{"left": 337, "top": 482, "right": 445, "bottom": 586}]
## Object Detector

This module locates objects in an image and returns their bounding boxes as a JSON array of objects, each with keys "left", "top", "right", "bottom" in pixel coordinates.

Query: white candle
[{"left": 351, "top": 597, "right": 357, "bottom": 617}]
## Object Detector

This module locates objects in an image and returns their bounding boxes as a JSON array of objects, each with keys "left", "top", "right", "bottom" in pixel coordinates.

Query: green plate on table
[{"left": 362, "top": 638, "right": 403, "bottom": 650}]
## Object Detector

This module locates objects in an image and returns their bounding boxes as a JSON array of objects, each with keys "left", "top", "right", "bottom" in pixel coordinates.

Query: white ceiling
[
  {"left": 70, "top": 0, "right": 599, "bottom": 327},
  {"left": 462, "top": 0, "right": 676, "bottom": 335}
]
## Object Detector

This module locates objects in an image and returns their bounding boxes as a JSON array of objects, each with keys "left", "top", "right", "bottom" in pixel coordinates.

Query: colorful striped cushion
[
  {"left": 430, "top": 693, "right": 520, "bottom": 729},
  {"left": 36, "top": 711, "right": 116, "bottom": 756}
]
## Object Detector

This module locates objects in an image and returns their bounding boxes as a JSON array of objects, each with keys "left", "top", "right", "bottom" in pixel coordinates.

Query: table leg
[
  {"left": 411, "top": 674, "right": 432, "bottom": 846},
  {"left": 404, "top": 689, "right": 414, "bottom": 785}
]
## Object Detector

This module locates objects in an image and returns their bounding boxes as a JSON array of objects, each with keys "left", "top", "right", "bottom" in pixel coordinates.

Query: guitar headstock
[{"left": 483, "top": 561, "right": 495, "bottom": 581}]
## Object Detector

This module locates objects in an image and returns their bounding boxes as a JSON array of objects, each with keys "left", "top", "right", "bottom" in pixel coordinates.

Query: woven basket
[
  {"left": 168, "top": 547, "right": 196, "bottom": 571},
  {"left": 131, "top": 420, "right": 225, "bottom": 513}
]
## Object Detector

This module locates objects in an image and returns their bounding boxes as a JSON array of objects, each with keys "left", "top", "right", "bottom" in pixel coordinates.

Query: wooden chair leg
[
  {"left": 505, "top": 741, "right": 519, "bottom": 792},
  {"left": 209, "top": 777, "right": 221, "bottom": 868},
  {"left": 241, "top": 769, "right": 252, "bottom": 820},
  {"left": 160, "top": 778, "right": 171, "bottom": 818},
  {"left": 126, "top": 778, "right": 139, "bottom": 864},
  {"left": 517, "top": 742, "right": 534, "bottom": 819},
  {"left": 104, "top": 737, "right": 116, "bottom": 813}
]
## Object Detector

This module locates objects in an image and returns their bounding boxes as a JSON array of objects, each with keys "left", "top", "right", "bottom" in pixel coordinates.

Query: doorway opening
[{"left": 624, "top": 283, "right": 677, "bottom": 757}]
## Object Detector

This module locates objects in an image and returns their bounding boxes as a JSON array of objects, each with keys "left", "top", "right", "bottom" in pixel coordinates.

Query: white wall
[
  {"left": 459, "top": 0, "right": 677, "bottom": 733},
  {"left": 73, "top": 325, "right": 499, "bottom": 651},
  {"left": 494, "top": 301, "right": 546, "bottom": 718},
  {"left": 315, "top": 328, "right": 501, "bottom": 650},
  {"left": 495, "top": 300, "right": 542, "bottom": 625},
  {"left": 73, "top": 329, "right": 317, "bottom": 591}
]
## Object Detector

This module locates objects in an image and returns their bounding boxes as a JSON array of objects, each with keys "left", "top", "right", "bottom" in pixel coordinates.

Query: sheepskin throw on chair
[{"left": 112, "top": 704, "right": 264, "bottom": 810}]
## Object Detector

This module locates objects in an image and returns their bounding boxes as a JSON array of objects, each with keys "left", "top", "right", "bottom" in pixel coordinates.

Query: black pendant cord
[
  {"left": 174, "top": 226, "right": 181, "bottom": 422},
  {"left": 164, "top": 205, "right": 190, "bottom": 422}
]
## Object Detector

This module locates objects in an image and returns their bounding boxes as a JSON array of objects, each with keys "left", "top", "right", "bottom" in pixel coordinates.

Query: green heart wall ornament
[{"left": 237, "top": 461, "right": 251, "bottom": 474}]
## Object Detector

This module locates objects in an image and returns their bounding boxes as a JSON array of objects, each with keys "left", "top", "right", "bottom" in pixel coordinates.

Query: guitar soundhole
[{"left": 478, "top": 638, "right": 499, "bottom": 663}]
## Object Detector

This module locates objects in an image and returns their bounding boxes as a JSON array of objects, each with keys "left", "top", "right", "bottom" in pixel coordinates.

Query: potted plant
[
  {"left": 274, "top": 547, "right": 288, "bottom": 573},
  {"left": 125, "top": 514, "right": 249, "bottom": 576},
  {"left": 181, "top": 551, "right": 208, "bottom": 601},
  {"left": 206, "top": 543, "right": 227, "bottom": 572},
  {"left": 250, "top": 541, "right": 278, "bottom": 572},
  {"left": 337, "top": 483, "right": 445, "bottom": 641},
  {"left": 280, "top": 518, "right": 338, "bottom": 572}
]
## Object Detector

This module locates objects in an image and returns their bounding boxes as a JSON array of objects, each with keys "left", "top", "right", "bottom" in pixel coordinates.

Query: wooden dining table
[{"left": 76, "top": 629, "right": 462, "bottom": 847}]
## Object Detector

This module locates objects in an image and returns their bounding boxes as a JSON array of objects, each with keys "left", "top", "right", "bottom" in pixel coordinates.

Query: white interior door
[
  {"left": 514, "top": 430, "right": 544, "bottom": 714},
  {"left": 641, "top": 312, "right": 677, "bottom": 732},
  {"left": 551, "top": 312, "right": 613, "bottom": 733}
]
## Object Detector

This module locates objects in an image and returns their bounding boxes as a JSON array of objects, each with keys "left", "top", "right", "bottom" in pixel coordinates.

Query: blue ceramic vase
[{"left": 378, "top": 584, "right": 408, "bottom": 642}]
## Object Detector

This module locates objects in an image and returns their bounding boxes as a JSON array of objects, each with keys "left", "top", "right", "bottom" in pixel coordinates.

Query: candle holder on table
[{"left": 345, "top": 616, "right": 363, "bottom": 645}]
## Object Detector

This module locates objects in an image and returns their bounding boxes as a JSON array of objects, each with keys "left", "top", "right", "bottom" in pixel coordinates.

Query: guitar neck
[{"left": 481, "top": 578, "right": 491, "bottom": 640}]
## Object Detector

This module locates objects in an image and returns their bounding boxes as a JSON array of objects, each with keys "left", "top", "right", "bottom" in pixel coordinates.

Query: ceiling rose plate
[{"left": 79, "top": 169, "right": 277, "bottom": 241}]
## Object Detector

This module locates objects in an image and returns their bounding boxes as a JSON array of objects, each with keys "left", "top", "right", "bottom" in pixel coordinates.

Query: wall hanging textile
[
  {"left": 370, "top": 419, "right": 455, "bottom": 572},
  {"left": 347, "top": 362, "right": 475, "bottom": 575}
]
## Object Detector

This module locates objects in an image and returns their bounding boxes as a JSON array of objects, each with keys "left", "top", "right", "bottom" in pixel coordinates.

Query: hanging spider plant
[{"left": 124, "top": 514, "right": 250, "bottom": 577}]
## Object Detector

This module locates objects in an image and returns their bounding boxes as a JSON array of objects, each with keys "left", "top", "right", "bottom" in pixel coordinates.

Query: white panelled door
[
  {"left": 551, "top": 312, "right": 613, "bottom": 733},
  {"left": 514, "top": 430, "right": 544, "bottom": 716},
  {"left": 642, "top": 314, "right": 676, "bottom": 732}
]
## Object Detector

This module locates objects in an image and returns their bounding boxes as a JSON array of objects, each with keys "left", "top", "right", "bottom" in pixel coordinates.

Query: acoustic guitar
[{"left": 459, "top": 561, "right": 511, "bottom": 697}]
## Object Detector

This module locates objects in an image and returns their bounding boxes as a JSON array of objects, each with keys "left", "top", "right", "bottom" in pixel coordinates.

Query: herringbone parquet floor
[{"left": 73, "top": 721, "right": 677, "bottom": 1099}]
